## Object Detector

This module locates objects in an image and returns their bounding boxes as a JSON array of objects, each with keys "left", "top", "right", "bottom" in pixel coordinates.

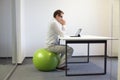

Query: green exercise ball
[{"left": 33, "top": 48, "right": 59, "bottom": 71}]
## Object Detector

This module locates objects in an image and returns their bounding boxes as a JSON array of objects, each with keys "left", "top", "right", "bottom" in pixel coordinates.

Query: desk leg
[
  {"left": 104, "top": 41, "right": 107, "bottom": 74},
  {"left": 65, "top": 41, "right": 68, "bottom": 76},
  {"left": 65, "top": 40, "right": 107, "bottom": 76},
  {"left": 87, "top": 43, "right": 90, "bottom": 63}
]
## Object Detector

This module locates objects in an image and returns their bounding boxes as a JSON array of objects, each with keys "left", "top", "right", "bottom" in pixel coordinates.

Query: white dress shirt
[{"left": 46, "top": 19, "right": 66, "bottom": 47}]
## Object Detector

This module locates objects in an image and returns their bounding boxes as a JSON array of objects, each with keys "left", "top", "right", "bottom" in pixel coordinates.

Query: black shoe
[{"left": 56, "top": 66, "right": 69, "bottom": 70}]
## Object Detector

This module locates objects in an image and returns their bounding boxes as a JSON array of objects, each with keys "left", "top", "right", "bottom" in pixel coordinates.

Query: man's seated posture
[{"left": 45, "top": 10, "right": 74, "bottom": 70}]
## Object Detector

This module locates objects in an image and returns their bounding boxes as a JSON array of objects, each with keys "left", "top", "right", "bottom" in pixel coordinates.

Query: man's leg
[{"left": 46, "top": 45, "right": 73, "bottom": 68}]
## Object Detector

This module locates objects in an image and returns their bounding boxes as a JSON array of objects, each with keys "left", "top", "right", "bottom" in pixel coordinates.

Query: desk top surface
[{"left": 59, "top": 35, "right": 118, "bottom": 40}]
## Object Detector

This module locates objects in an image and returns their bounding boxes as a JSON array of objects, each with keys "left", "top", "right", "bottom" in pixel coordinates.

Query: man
[{"left": 46, "top": 10, "right": 73, "bottom": 70}]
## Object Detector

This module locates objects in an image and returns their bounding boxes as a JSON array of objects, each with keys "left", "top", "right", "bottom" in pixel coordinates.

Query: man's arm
[
  {"left": 51, "top": 22, "right": 65, "bottom": 37},
  {"left": 58, "top": 19, "right": 66, "bottom": 26}
]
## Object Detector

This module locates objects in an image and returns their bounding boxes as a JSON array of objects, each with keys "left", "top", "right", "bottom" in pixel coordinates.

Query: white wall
[
  {"left": 15, "top": 0, "right": 25, "bottom": 63},
  {"left": 0, "top": 0, "right": 12, "bottom": 57},
  {"left": 21, "top": 0, "right": 113, "bottom": 57},
  {"left": 118, "top": 0, "right": 120, "bottom": 80},
  {"left": 111, "top": 0, "right": 119, "bottom": 57},
  {"left": 118, "top": 31, "right": 120, "bottom": 80}
]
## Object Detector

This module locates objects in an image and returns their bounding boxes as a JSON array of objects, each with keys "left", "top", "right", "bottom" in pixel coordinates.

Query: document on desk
[{"left": 59, "top": 35, "right": 118, "bottom": 40}]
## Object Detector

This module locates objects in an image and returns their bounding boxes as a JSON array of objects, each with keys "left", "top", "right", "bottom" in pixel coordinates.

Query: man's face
[
  {"left": 58, "top": 13, "right": 63, "bottom": 18},
  {"left": 55, "top": 13, "right": 66, "bottom": 25},
  {"left": 56, "top": 13, "right": 64, "bottom": 21}
]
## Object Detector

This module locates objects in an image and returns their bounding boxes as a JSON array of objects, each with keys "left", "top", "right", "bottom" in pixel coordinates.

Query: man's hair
[{"left": 53, "top": 9, "right": 64, "bottom": 18}]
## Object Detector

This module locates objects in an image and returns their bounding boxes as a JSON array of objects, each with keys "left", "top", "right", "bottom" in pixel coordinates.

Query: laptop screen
[{"left": 75, "top": 28, "right": 82, "bottom": 36}]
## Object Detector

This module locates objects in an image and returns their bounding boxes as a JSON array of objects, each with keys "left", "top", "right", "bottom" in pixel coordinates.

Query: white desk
[
  {"left": 59, "top": 35, "right": 117, "bottom": 76},
  {"left": 59, "top": 35, "right": 117, "bottom": 40}
]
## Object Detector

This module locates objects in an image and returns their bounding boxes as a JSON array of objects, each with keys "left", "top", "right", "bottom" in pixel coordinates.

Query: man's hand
[{"left": 59, "top": 19, "right": 66, "bottom": 25}]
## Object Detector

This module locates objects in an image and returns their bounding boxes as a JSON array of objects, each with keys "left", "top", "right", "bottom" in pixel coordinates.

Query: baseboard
[
  {"left": 19, "top": 55, "right": 118, "bottom": 65},
  {"left": 72, "top": 55, "right": 118, "bottom": 58},
  {"left": 72, "top": 55, "right": 104, "bottom": 58},
  {"left": 25, "top": 55, "right": 118, "bottom": 58},
  {"left": 17, "top": 57, "right": 25, "bottom": 65},
  {"left": 0, "top": 57, "right": 12, "bottom": 59},
  {"left": 107, "top": 56, "right": 118, "bottom": 58},
  {"left": 25, "top": 57, "right": 33, "bottom": 59}
]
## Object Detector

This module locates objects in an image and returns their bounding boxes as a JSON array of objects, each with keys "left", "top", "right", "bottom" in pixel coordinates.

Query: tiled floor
[
  {"left": 8, "top": 57, "right": 118, "bottom": 80},
  {"left": 0, "top": 58, "right": 14, "bottom": 80}
]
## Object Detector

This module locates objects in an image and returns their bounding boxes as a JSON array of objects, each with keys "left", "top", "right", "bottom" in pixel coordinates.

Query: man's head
[
  {"left": 53, "top": 9, "right": 65, "bottom": 25},
  {"left": 53, "top": 9, "right": 64, "bottom": 18}
]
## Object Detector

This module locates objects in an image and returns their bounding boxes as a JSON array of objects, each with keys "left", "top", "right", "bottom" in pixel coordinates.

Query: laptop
[{"left": 70, "top": 28, "right": 82, "bottom": 37}]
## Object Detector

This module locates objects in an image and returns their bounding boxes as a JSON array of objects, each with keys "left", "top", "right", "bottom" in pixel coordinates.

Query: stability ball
[{"left": 32, "top": 48, "right": 59, "bottom": 71}]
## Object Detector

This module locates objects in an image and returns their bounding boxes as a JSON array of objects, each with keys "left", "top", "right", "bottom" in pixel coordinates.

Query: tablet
[
  {"left": 75, "top": 28, "right": 82, "bottom": 36},
  {"left": 70, "top": 28, "right": 82, "bottom": 37}
]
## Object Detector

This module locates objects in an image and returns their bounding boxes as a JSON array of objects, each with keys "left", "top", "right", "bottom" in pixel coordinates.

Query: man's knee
[{"left": 67, "top": 46, "right": 74, "bottom": 54}]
